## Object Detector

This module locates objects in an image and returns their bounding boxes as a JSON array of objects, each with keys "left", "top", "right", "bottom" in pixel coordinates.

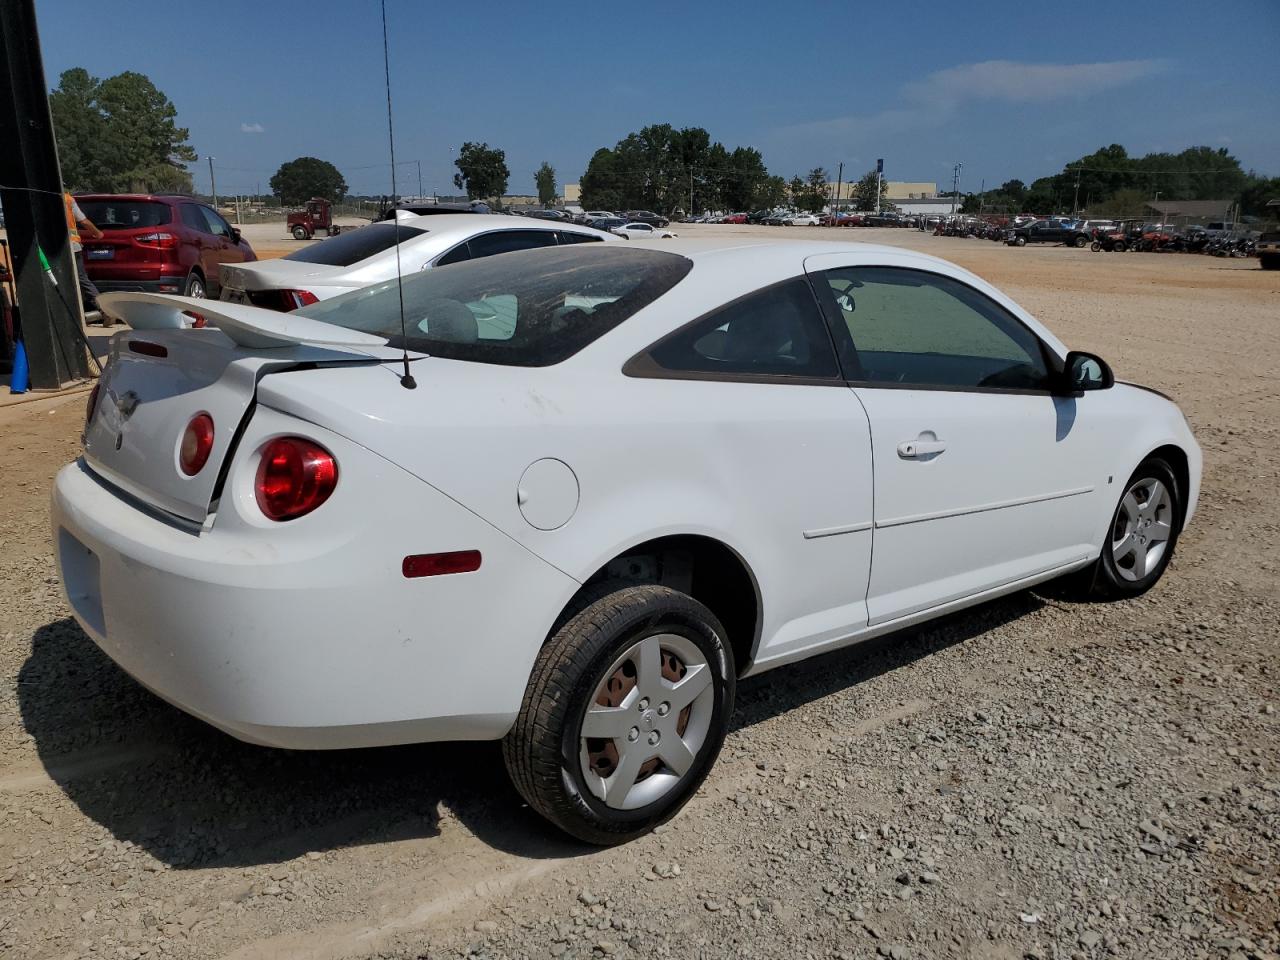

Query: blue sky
[{"left": 35, "top": 0, "right": 1280, "bottom": 198}]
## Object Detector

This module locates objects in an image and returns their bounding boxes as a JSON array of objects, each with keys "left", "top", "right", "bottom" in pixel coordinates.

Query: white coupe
[
  {"left": 218, "top": 213, "right": 616, "bottom": 310},
  {"left": 57, "top": 240, "right": 1200, "bottom": 845},
  {"left": 611, "top": 222, "right": 679, "bottom": 240}
]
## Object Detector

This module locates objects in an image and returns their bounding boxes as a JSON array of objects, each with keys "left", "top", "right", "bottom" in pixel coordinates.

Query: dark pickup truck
[{"left": 1007, "top": 220, "right": 1091, "bottom": 247}]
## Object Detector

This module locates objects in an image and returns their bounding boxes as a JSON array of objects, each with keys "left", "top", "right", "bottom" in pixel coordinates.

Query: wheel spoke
[
  {"left": 658, "top": 735, "right": 696, "bottom": 776},
  {"left": 603, "top": 741, "right": 648, "bottom": 806},
  {"left": 634, "top": 635, "right": 663, "bottom": 696},
  {"left": 581, "top": 705, "right": 633, "bottom": 740},
  {"left": 1132, "top": 542, "right": 1150, "bottom": 578},
  {"left": 1112, "top": 532, "right": 1137, "bottom": 563},
  {"left": 666, "top": 662, "right": 712, "bottom": 713},
  {"left": 1121, "top": 492, "right": 1141, "bottom": 526},
  {"left": 1139, "top": 481, "right": 1166, "bottom": 520},
  {"left": 1147, "top": 520, "right": 1172, "bottom": 544}
]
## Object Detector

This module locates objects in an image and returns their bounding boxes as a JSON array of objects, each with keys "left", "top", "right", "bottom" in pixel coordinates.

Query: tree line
[{"left": 962, "top": 145, "right": 1279, "bottom": 218}]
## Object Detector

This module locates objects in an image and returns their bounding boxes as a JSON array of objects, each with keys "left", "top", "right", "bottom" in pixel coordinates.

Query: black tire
[
  {"left": 1015, "top": 235, "right": 1027, "bottom": 246},
  {"left": 291, "top": 225, "right": 309, "bottom": 241},
  {"left": 1074, "top": 458, "right": 1182, "bottom": 601},
  {"left": 184, "top": 272, "right": 206, "bottom": 299},
  {"left": 1114, "top": 240, "right": 1127, "bottom": 253},
  {"left": 1090, "top": 241, "right": 1101, "bottom": 252},
  {"left": 1074, "top": 235, "right": 1087, "bottom": 248},
  {"left": 503, "top": 583, "right": 735, "bottom": 846},
  {"left": 1260, "top": 255, "right": 1279, "bottom": 270}
]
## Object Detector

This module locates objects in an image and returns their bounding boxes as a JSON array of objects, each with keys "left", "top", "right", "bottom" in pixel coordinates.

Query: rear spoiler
[{"left": 97, "top": 292, "right": 388, "bottom": 350}]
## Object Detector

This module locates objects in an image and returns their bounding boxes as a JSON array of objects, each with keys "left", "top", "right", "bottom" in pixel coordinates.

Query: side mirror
[
  {"left": 1063, "top": 350, "right": 1114, "bottom": 392},
  {"left": 230, "top": 227, "right": 242, "bottom": 244}
]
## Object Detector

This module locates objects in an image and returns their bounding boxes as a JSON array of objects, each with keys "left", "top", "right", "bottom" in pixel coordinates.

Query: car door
[
  {"left": 178, "top": 203, "right": 215, "bottom": 282},
  {"left": 805, "top": 255, "right": 1102, "bottom": 625},
  {"left": 196, "top": 206, "right": 243, "bottom": 294}
]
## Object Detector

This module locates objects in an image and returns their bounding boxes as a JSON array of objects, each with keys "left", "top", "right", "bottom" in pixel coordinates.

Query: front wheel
[
  {"left": 291, "top": 225, "right": 309, "bottom": 241},
  {"left": 1088, "top": 459, "right": 1182, "bottom": 599},
  {"left": 1090, "top": 241, "right": 1102, "bottom": 252},
  {"left": 1114, "top": 240, "right": 1127, "bottom": 253},
  {"left": 503, "top": 583, "right": 735, "bottom": 845},
  {"left": 1015, "top": 235, "right": 1027, "bottom": 246},
  {"left": 1074, "top": 235, "right": 1087, "bottom": 248}
]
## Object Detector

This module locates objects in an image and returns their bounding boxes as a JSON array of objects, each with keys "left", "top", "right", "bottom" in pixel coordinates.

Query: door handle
[{"left": 897, "top": 438, "right": 947, "bottom": 459}]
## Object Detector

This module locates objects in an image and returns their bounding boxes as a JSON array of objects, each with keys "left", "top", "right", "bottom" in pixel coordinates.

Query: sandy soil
[{"left": 1, "top": 227, "right": 1277, "bottom": 960}]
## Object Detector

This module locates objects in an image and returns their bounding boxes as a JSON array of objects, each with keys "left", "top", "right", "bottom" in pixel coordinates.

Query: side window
[
  {"left": 820, "top": 267, "right": 1050, "bottom": 391},
  {"left": 436, "top": 242, "right": 471, "bottom": 266},
  {"left": 198, "top": 205, "right": 230, "bottom": 238},
  {"left": 466, "top": 230, "right": 558, "bottom": 259},
  {"left": 558, "top": 231, "right": 602, "bottom": 244},
  {"left": 645, "top": 278, "right": 838, "bottom": 379},
  {"left": 180, "top": 204, "right": 209, "bottom": 233}
]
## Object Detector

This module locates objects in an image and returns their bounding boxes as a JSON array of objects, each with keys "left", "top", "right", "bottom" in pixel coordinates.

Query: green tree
[
  {"left": 534, "top": 161, "right": 557, "bottom": 205},
  {"left": 453, "top": 142, "right": 509, "bottom": 201},
  {"left": 850, "top": 169, "right": 888, "bottom": 212},
  {"left": 50, "top": 68, "right": 196, "bottom": 192},
  {"left": 269, "top": 157, "right": 348, "bottom": 205},
  {"left": 753, "top": 175, "right": 788, "bottom": 209},
  {"left": 795, "top": 167, "right": 829, "bottom": 213}
]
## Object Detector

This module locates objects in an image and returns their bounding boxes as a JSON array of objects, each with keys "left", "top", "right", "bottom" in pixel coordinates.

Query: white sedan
[
  {"left": 611, "top": 222, "right": 679, "bottom": 239},
  {"left": 60, "top": 240, "right": 1199, "bottom": 845},
  {"left": 218, "top": 213, "right": 616, "bottom": 310},
  {"left": 789, "top": 213, "right": 821, "bottom": 226}
]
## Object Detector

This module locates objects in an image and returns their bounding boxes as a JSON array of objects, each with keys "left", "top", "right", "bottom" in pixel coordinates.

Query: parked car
[
  {"left": 373, "top": 201, "right": 489, "bottom": 222},
  {"left": 526, "top": 209, "right": 571, "bottom": 222},
  {"left": 610, "top": 222, "right": 678, "bottom": 239},
  {"left": 1256, "top": 231, "right": 1280, "bottom": 270},
  {"left": 624, "top": 210, "right": 670, "bottom": 228},
  {"left": 218, "top": 214, "right": 616, "bottom": 310},
  {"left": 66, "top": 240, "right": 1199, "bottom": 845},
  {"left": 761, "top": 212, "right": 791, "bottom": 226},
  {"left": 77, "top": 194, "right": 256, "bottom": 299},
  {"left": 1007, "top": 219, "right": 1092, "bottom": 247},
  {"left": 720, "top": 213, "right": 747, "bottom": 224},
  {"left": 789, "top": 213, "right": 821, "bottom": 226},
  {"left": 589, "top": 217, "right": 628, "bottom": 232}
]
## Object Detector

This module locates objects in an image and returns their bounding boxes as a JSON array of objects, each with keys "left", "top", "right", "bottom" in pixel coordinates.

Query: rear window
[
  {"left": 79, "top": 200, "right": 170, "bottom": 229},
  {"left": 295, "top": 245, "right": 692, "bottom": 367},
  {"left": 285, "top": 223, "right": 427, "bottom": 266}
]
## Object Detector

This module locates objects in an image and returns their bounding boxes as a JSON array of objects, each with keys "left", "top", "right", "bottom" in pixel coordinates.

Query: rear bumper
[
  {"left": 93, "top": 277, "right": 187, "bottom": 294},
  {"left": 51, "top": 411, "right": 580, "bottom": 749}
]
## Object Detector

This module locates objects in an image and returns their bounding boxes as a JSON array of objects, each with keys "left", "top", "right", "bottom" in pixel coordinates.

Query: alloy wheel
[{"left": 1111, "top": 477, "right": 1173, "bottom": 581}]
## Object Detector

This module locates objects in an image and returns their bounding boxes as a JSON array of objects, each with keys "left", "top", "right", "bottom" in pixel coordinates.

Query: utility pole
[
  {"left": 875, "top": 158, "right": 883, "bottom": 216},
  {"left": 207, "top": 156, "right": 218, "bottom": 208},
  {"left": 1072, "top": 165, "right": 1081, "bottom": 219},
  {"left": 416, "top": 160, "right": 423, "bottom": 201},
  {"left": 690, "top": 167, "right": 694, "bottom": 216},
  {"left": 978, "top": 178, "right": 985, "bottom": 216},
  {"left": 835, "top": 161, "right": 843, "bottom": 217},
  {"left": 950, "top": 162, "right": 962, "bottom": 216}
]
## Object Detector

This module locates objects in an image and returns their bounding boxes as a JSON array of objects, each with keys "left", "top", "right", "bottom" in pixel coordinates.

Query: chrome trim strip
[
  {"left": 802, "top": 521, "right": 874, "bottom": 540},
  {"left": 876, "top": 486, "right": 1095, "bottom": 529}
]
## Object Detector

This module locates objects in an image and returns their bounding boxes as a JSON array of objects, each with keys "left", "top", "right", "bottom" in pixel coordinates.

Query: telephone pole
[
  {"left": 950, "top": 162, "right": 963, "bottom": 216},
  {"left": 834, "top": 161, "right": 843, "bottom": 217},
  {"left": 207, "top": 156, "right": 218, "bottom": 208},
  {"left": 1072, "top": 165, "right": 1081, "bottom": 218}
]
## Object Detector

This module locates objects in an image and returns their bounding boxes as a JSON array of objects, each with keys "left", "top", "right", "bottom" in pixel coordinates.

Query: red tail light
[
  {"left": 134, "top": 232, "right": 178, "bottom": 249},
  {"left": 179, "top": 413, "right": 215, "bottom": 476},
  {"left": 283, "top": 289, "right": 319, "bottom": 310},
  {"left": 255, "top": 437, "right": 338, "bottom": 521},
  {"left": 246, "top": 289, "right": 319, "bottom": 312}
]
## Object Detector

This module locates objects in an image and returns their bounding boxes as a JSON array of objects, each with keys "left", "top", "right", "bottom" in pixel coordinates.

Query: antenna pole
[{"left": 380, "top": 0, "right": 415, "bottom": 389}]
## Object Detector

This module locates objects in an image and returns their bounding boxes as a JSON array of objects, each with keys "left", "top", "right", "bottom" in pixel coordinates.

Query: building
[
  {"left": 563, "top": 183, "right": 581, "bottom": 203},
  {"left": 1144, "top": 199, "right": 1233, "bottom": 225},
  {"left": 885, "top": 181, "right": 938, "bottom": 201}
]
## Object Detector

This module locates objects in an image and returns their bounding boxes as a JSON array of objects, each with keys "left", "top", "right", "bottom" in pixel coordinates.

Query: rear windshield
[
  {"left": 285, "top": 223, "right": 427, "bottom": 266},
  {"left": 79, "top": 200, "right": 170, "bottom": 229},
  {"left": 296, "top": 245, "right": 692, "bottom": 366}
]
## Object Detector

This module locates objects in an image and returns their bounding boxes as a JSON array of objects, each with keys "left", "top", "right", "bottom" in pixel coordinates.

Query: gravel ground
[{"left": 1, "top": 225, "right": 1277, "bottom": 960}]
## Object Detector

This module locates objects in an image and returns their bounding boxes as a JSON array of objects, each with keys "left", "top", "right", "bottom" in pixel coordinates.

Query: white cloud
[
  {"left": 240, "top": 122, "right": 265, "bottom": 134},
  {"left": 904, "top": 59, "right": 1168, "bottom": 107}
]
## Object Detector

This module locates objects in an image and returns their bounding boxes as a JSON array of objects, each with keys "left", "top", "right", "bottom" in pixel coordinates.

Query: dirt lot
[{"left": 1, "top": 226, "right": 1277, "bottom": 960}]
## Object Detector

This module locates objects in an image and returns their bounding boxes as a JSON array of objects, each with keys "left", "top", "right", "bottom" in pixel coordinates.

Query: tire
[
  {"left": 184, "top": 272, "right": 206, "bottom": 299},
  {"left": 1261, "top": 255, "right": 1279, "bottom": 270},
  {"left": 1074, "top": 235, "right": 1087, "bottom": 248},
  {"left": 1015, "top": 236, "right": 1027, "bottom": 246},
  {"left": 1090, "top": 241, "right": 1101, "bottom": 252},
  {"left": 1078, "top": 458, "right": 1182, "bottom": 600},
  {"left": 503, "top": 582, "right": 735, "bottom": 845},
  {"left": 291, "top": 225, "right": 309, "bottom": 241},
  {"left": 1114, "top": 240, "right": 1127, "bottom": 253}
]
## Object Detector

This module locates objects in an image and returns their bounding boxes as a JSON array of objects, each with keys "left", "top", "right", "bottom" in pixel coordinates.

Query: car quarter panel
[{"left": 53, "top": 405, "right": 580, "bottom": 747}]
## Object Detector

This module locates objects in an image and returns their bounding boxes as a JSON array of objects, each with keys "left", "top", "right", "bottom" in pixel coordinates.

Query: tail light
[
  {"left": 246, "top": 289, "right": 319, "bottom": 312},
  {"left": 134, "top": 232, "right": 178, "bottom": 249},
  {"left": 85, "top": 383, "right": 101, "bottom": 428},
  {"left": 179, "top": 413, "right": 215, "bottom": 476},
  {"left": 282, "top": 289, "right": 319, "bottom": 310},
  {"left": 255, "top": 437, "right": 338, "bottom": 521}
]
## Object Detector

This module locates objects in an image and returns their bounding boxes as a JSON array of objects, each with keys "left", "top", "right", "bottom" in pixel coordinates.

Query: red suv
[{"left": 77, "top": 194, "right": 256, "bottom": 299}]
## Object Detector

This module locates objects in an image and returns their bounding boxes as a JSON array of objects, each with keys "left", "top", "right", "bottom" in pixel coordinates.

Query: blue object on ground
[{"left": 9, "top": 340, "right": 29, "bottom": 393}]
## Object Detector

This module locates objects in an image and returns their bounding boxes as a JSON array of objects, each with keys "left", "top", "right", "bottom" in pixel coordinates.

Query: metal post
[
  {"left": 416, "top": 160, "right": 423, "bottom": 201},
  {"left": 875, "top": 158, "right": 883, "bottom": 216},
  {"left": 0, "top": 0, "right": 91, "bottom": 387},
  {"left": 207, "top": 156, "right": 218, "bottom": 208},
  {"left": 1073, "top": 166, "right": 1081, "bottom": 219},
  {"left": 835, "top": 162, "right": 843, "bottom": 218}
]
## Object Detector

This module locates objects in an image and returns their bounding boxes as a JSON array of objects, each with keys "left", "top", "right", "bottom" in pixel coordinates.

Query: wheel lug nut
[
  {"left": 647, "top": 731, "right": 660, "bottom": 745},
  {"left": 638, "top": 698, "right": 649, "bottom": 711},
  {"left": 627, "top": 727, "right": 640, "bottom": 742},
  {"left": 657, "top": 703, "right": 669, "bottom": 716}
]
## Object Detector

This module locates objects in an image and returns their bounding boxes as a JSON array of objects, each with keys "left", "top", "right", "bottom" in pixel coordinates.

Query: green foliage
[
  {"left": 452, "top": 142, "right": 509, "bottom": 201},
  {"left": 580, "top": 125, "right": 777, "bottom": 214},
  {"left": 269, "top": 157, "right": 348, "bottom": 206},
  {"left": 534, "top": 161, "right": 557, "bottom": 205},
  {"left": 50, "top": 68, "right": 196, "bottom": 193},
  {"left": 850, "top": 169, "right": 890, "bottom": 212},
  {"left": 753, "top": 175, "right": 788, "bottom": 209}
]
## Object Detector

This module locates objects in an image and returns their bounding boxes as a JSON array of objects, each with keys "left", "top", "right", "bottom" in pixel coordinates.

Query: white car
[
  {"left": 611, "top": 222, "right": 679, "bottom": 240},
  {"left": 789, "top": 213, "right": 821, "bottom": 226},
  {"left": 218, "top": 214, "right": 616, "bottom": 310},
  {"left": 59, "top": 240, "right": 1199, "bottom": 845}
]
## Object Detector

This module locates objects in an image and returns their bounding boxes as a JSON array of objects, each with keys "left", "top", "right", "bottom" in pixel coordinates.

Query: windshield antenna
[{"left": 380, "top": 0, "right": 415, "bottom": 389}]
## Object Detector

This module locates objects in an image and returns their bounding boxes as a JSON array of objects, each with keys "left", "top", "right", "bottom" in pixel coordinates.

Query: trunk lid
[{"left": 85, "top": 293, "right": 397, "bottom": 523}]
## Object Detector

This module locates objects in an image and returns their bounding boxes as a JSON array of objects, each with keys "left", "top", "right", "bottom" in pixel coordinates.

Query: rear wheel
[
  {"left": 1090, "top": 240, "right": 1102, "bottom": 252},
  {"left": 1114, "top": 240, "right": 1127, "bottom": 253},
  {"left": 184, "top": 272, "right": 206, "bottom": 299},
  {"left": 1074, "top": 235, "right": 1087, "bottom": 248},
  {"left": 291, "top": 225, "right": 309, "bottom": 241},
  {"left": 503, "top": 583, "right": 735, "bottom": 845}
]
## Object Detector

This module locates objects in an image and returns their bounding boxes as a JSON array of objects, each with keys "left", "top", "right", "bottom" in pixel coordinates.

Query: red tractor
[{"left": 287, "top": 198, "right": 342, "bottom": 241}]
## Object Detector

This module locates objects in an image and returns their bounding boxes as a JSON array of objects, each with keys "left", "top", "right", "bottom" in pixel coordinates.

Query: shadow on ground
[{"left": 20, "top": 592, "right": 1043, "bottom": 869}]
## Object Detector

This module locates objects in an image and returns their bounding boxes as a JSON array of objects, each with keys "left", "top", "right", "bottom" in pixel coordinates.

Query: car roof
[{"left": 391, "top": 213, "right": 610, "bottom": 239}]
